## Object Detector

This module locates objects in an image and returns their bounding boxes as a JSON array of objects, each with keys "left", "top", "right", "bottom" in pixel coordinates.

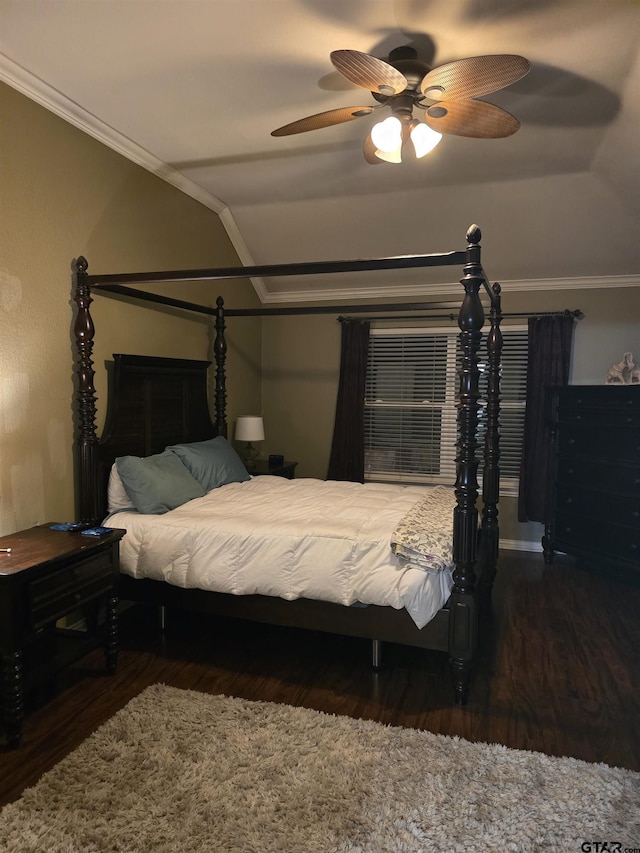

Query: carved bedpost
[
  {"left": 449, "top": 224, "right": 485, "bottom": 705},
  {"left": 214, "top": 296, "right": 228, "bottom": 438},
  {"left": 481, "top": 282, "right": 503, "bottom": 582},
  {"left": 73, "top": 256, "right": 100, "bottom": 525}
]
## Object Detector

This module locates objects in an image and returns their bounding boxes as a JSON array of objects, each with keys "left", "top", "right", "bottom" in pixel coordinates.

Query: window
[{"left": 364, "top": 325, "right": 528, "bottom": 491}]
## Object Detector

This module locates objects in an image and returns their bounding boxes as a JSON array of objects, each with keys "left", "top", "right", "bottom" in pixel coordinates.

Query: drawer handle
[
  {"left": 565, "top": 497, "right": 573, "bottom": 504},
  {"left": 632, "top": 511, "right": 639, "bottom": 519},
  {"left": 564, "top": 526, "right": 572, "bottom": 534},
  {"left": 568, "top": 438, "right": 575, "bottom": 445},
  {"left": 74, "top": 592, "right": 82, "bottom": 604}
]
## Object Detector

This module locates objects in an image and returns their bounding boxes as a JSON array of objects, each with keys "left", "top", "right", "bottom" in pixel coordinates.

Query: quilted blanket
[{"left": 391, "top": 485, "right": 457, "bottom": 573}]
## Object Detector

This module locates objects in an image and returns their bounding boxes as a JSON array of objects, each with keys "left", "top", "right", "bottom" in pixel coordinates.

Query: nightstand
[
  {"left": 248, "top": 459, "right": 298, "bottom": 479},
  {"left": 0, "top": 524, "right": 125, "bottom": 747}
]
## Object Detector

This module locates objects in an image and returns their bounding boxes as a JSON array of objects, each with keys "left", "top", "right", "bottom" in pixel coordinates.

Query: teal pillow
[
  {"left": 116, "top": 450, "right": 205, "bottom": 514},
  {"left": 168, "top": 436, "right": 250, "bottom": 492}
]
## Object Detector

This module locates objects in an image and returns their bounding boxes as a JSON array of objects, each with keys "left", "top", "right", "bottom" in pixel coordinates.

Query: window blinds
[{"left": 364, "top": 326, "right": 527, "bottom": 485}]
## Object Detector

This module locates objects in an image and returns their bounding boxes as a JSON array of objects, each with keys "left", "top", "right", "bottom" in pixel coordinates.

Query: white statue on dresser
[{"left": 605, "top": 352, "right": 639, "bottom": 385}]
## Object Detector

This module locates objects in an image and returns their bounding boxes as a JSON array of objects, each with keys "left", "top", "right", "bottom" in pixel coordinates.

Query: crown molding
[
  {"left": 497, "top": 274, "right": 640, "bottom": 291},
  {"left": 216, "top": 209, "right": 269, "bottom": 301},
  {"left": 261, "top": 273, "right": 640, "bottom": 304},
  {"left": 0, "top": 54, "right": 233, "bottom": 216}
]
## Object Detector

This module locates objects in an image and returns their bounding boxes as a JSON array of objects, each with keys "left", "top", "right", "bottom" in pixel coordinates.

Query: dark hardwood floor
[{"left": 1, "top": 551, "right": 639, "bottom": 807}]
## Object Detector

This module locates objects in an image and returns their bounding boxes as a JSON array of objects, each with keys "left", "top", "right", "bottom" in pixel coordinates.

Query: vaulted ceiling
[{"left": 1, "top": 0, "right": 639, "bottom": 300}]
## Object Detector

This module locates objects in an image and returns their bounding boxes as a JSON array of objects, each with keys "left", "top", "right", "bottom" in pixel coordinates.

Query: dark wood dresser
[{"left": 543, "top": 385, "right": 639, "bottom": 577}]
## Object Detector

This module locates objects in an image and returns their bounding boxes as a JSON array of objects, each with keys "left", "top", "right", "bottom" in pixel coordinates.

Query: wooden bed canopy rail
[{"left": 73, "top": 224, "right": 502, "bottom": 704}]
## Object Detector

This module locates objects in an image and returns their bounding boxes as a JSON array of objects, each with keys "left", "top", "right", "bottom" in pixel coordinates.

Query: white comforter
[{"left": 110, "top": 477, "right": 455, "bottom": 629}]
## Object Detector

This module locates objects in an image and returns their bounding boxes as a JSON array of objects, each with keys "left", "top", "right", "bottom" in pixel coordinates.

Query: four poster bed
[{"left": 73, "top": 224, "right": 503, "bottom": 705}]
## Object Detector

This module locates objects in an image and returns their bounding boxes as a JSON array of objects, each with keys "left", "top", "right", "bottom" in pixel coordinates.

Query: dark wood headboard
[{"left": 86, "top": 354, "right": 220, "bottom": 524}]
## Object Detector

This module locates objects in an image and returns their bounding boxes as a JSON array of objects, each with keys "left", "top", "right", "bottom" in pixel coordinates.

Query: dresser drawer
[
  {"left": 28, "top": 550, "right": 116, "bottom": 630},
  {"left": 557, "top": 387, "right": 640, "bottom": 414},
  {"left": 554, "top": 512, "right": 639, "bottom": 564},
  {"left": 557, "top": 458, "right": 640, "bottom": 493},
  {"left": 559, "top": 408, "right": 639, "bottom": 429},
  {"left": 556, "top": 484, "right": 640, "bottom": 527},
  {"left": 558, "top": 426, "right": 640, "bottom": 460}
]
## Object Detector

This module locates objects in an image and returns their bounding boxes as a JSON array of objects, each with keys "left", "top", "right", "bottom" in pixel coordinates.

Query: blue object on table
[{"left": 80, "top": 526, "right": 113, "bottom": 537}]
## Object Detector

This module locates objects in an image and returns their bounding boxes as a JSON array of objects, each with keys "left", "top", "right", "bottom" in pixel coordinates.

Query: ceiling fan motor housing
[{"left": 372, "top": 45, "right": 431, "bottom": 105}]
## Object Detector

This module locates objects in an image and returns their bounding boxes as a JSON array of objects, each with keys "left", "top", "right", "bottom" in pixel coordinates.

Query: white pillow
[{"left": 107, "top": 463, "right": 137, "bottom": 513}]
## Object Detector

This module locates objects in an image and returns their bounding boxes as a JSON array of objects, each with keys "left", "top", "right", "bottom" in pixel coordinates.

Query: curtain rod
[{"left": 337, "top": 309, "right": 584, "bottom": 323}]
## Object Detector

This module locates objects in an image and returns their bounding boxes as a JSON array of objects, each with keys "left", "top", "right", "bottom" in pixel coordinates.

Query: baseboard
[{"left": 500, "top": 538, "right": 543, "bottom": 553}]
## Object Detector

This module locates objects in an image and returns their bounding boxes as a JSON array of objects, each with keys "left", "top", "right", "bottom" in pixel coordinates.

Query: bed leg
[
  {"left": 159, "top": 605, "right": 167, "bottom": 632},
  {"left": 450, "top": 658, "right": 471, "bottom": 706},
  {"left": 448, "top": 592, "right": 478, "bottom": 705},
  {"left": 372, "top": 639, "right": 382, "bottom": 670}
]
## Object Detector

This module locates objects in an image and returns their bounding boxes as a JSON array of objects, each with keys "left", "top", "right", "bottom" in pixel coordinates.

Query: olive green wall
[
  {"left": 0, "top": 83, "right": 261, "bottom": 535},
  {"left": 261, "top": 285, "right": 640, "bottom": 550},
  {"left": 260, "top": 313, "right": 341, "bottom": 471}
]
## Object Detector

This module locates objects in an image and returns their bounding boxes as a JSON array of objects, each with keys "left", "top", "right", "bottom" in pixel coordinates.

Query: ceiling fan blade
[
  {"left": 271, "top": 106, "right": 376, "bottom": 136},
  {"left": 420, "top": 54, "right": 530, "bottom": 101},
  {"left": 423, "top": 99, "right": 521, "bottom": 138},
  {"left": 331, "top": 49, "right": 408, "bottom": 96}
]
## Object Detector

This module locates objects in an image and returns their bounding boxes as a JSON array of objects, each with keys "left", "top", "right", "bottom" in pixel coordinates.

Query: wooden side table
[
  {"left": 0, "top": 524, "right": 125, "bottom": 747},
  {"left": 248, "top": 459, "right": 298, "bottom": 479}
]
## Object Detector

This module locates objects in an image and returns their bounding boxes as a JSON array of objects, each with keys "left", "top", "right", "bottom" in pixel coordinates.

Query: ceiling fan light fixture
[
  {"left": 374, "top": 146, "right": 403, "bottom": 164},
  {"left": 370, "top": 115, "right": 403, "bottom": 154},
  {"left": 410, "top": 122, "right": 442, "bottom": 158}
]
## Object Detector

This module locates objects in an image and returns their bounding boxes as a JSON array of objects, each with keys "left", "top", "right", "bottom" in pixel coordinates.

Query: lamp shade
[
  {"left": 371, "top": 115, "right": 402, "bottom": 153},
  {"left": 410, "top": 122, "right": 442, "bottom": 158},
  {"left": 235, "top": 416, "right": 265, "bottom": 442}
]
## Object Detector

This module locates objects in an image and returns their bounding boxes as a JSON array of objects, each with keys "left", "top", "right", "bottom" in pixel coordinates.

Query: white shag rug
[{"left": 1, "top": 684, "right": 638, "bottom": 852}]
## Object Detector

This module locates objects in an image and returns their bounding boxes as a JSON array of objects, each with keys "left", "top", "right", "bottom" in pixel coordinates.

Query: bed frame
[{"left": 72, "top": 224, "right": 503, "bottom": 705}]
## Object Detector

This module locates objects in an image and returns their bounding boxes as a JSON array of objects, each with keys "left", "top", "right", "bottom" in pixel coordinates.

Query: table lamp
[{"left": 235, "top": 416, "right": 265, "bottom": 467}]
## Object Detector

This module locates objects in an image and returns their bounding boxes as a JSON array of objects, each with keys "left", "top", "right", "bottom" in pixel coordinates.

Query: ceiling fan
[{"left": 271, "top": 46, "right": 530, "bottom": 164}]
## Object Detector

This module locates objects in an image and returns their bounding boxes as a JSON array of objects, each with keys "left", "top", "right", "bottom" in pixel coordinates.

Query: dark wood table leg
[
  {"left": 2, "top": 650, "right": 24, "bottom": 748},
  {"left": 105, "top": 595, "right": 119, "bottom": 674}
]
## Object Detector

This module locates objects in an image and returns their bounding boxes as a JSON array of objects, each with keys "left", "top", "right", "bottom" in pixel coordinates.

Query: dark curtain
[
  {"left": 327, "top": 320, "right": 370, "bottom": 482},
  {"left": 518, "top": 314, "right": 575, "bottom": 522}
]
